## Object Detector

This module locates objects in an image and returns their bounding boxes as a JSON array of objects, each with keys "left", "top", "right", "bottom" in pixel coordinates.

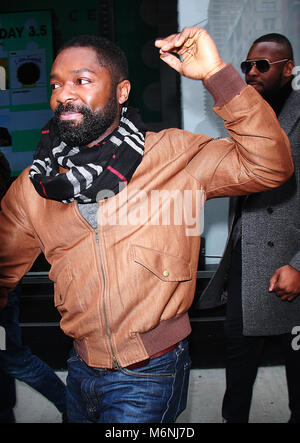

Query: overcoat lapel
[{"left": 278, "top": 91, "right": 300, "bottom": 136}]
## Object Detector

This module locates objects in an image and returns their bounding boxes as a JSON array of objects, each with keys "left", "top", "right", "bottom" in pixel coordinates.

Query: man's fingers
[
  {"left": 155, "top": 32, "right": 181, "bottom": 51},
  {"left": 158, "top": 52, "right": 182, "bottom": 73},
  {"left": 155, "top": 27, "right": 201, "bottom": 52},
  {"left": 280, "top": 293, "right": 296, "bottom": 301},
  {"left": 269, "top": 272, "right": 279, "bottom": 291}
]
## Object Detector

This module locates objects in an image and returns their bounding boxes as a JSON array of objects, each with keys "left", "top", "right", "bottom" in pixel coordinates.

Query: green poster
[{"left": 0, "top": 10, "right": 53, "bottom": 175}]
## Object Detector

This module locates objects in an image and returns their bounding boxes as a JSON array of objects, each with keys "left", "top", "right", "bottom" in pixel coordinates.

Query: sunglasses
[{"left": 240, "top": 58, "right": 289, "bottom": 74}]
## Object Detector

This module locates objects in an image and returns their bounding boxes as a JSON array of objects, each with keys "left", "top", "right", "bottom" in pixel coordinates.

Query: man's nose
[
  {"left": 247, "top": 63, "right": 259, "bottom": 76},
  {"left": 55, "top": 84, "right": 76, "bottom": 105}
]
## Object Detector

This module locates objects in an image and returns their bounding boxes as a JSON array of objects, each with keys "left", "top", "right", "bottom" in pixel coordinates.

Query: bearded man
[{"left": 0, "top": 29, "right": 293, "bottom": 422}]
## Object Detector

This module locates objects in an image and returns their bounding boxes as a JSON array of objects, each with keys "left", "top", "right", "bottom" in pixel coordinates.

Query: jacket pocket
[
  {"left": 50, "top": 265, "right": 73, "bottom": 308},
  {"left": 131, "top": 244, "right": 192, "bottom": 282}
]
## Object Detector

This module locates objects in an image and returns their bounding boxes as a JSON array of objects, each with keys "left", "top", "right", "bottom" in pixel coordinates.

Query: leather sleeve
[
  {"left": 0, "top": 176, "right": 41, "bottom": 308},
  {"left": 185, "top": 65, "right": 294, "bottom": 199}
]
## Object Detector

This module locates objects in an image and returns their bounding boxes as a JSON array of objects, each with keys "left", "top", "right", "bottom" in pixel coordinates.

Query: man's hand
[
  {"left": 269, "top": 265, "right": 300, "bottom": 301},
  {"left": 155, "top": 27, "right": 226, "bottom": 81}
]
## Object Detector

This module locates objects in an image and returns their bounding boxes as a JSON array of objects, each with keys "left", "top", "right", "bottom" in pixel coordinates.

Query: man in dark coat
[{"left": 200, "top": 33, "right": 300, "bottom": 423}]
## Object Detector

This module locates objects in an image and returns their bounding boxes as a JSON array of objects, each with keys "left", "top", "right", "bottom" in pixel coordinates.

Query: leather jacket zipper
[
  {"left": 73, "top": 203, "right": 119, "bottom": 369},
  {"left": 94, "top": 227, "right": 119, "bottom": 369}
]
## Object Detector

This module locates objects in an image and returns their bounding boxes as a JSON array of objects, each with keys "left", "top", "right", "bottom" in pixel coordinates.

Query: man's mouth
[
  {"left": 59, "top": 111, "right": 83, "bottom": 121},
  {"left": 246, "top": 80, "right": 263, "bottom": 88}
]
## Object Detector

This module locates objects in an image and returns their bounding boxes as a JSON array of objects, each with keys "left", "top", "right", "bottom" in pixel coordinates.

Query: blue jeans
[
  {"left": 66, "top": 339, "right": 191, "bottom": 423},
  {"left": 0, "top": 286, "right": 67, "bottom": 415}
]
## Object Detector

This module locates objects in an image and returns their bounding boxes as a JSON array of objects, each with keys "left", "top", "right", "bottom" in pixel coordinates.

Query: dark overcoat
[{"left": 199, "top": 90, "right": 300, "bottom": 335}]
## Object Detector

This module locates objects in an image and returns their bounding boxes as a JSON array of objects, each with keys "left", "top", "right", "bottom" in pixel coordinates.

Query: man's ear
[
  {"left": 283, "top": 60, "right": 295, "bottom": 78},
  {"left": 117, "top": 80, "right": 131, "bottom": 105}
]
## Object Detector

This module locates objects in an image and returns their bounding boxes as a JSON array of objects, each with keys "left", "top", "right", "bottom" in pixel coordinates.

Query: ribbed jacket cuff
[{"left": 203, "top": 63, "right": 247, "bottom": 107}]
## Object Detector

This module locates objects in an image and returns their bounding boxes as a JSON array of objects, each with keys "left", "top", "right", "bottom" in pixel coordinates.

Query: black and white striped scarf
[{"left": 29, "top": 107, "right": 146, "bottom": 203}]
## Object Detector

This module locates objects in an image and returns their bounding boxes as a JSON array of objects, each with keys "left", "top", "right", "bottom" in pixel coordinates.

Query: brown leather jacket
[{"left": 0, "top": 65, "right": 293, "bottom": 368}]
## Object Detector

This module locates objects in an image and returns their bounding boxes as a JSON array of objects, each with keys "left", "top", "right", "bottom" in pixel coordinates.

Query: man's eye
[
  {"left": 76, "top": 78, "right": 90, "bottom": 85},
  {"left": 50, "top": 83, "right": 60, "bottom": 90}
]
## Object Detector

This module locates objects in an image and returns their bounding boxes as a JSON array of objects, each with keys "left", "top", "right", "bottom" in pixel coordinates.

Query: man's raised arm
[{"left": 155, "top": 27, "right": 294, "bottom": 196}]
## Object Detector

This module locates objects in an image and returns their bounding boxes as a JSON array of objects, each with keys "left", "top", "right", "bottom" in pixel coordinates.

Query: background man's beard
[
  {"left": 53, "top": 98, "right": 118, "bottom": 146},
  {"left": 261, "top": 71, "right": 284, "bottom": 100}
]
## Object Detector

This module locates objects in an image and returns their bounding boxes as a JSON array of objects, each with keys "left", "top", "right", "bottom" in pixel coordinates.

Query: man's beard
[
  {"left": 260, "top": 71, "right": 284, "bottom": 101},
  {"left": 53, "top": 95, "right": 118, "bottom": 147}
]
